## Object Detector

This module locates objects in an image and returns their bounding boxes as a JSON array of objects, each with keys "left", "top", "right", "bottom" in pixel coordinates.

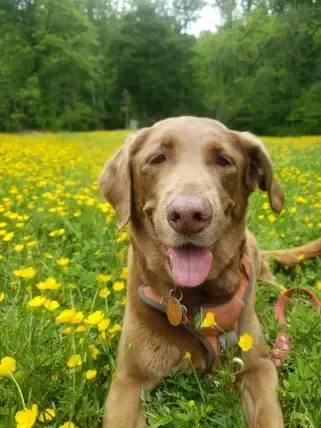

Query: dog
[{"left": 99, "top": 116, "right": 321, "bottom": 428}]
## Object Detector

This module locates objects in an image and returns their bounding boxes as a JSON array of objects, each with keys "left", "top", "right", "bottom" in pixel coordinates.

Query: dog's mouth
[{"left": 165, "top": 244, "right": 213, "bottom": 287}]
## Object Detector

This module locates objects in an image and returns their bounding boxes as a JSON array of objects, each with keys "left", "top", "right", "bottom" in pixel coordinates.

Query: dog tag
[{"left": 167, "top": 298, "right": 182, "bottom": 326}]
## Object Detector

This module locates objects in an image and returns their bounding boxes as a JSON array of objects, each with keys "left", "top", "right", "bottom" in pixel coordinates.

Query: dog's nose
[{"left": 167, "top": 196, "right": 213, "bottom": 235}]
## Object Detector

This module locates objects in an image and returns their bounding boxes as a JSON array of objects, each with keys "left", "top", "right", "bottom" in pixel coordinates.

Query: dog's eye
[
  {"left": 215, "top": 155, "right": 233, "bottom": 167},
  {"left": 150, "top": 154, "right": 166, "bottom": 164}
]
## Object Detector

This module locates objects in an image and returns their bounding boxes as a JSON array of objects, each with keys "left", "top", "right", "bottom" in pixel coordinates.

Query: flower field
[{"left": 0, "top": 132, "right": 321, "bottom": 428}]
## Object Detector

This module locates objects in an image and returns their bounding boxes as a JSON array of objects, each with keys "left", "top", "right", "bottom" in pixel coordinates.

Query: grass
[{"left": 0, "top": 132, "right": 320, "bottom": 428}]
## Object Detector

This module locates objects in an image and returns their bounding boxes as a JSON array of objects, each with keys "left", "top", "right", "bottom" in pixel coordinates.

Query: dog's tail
[{"left": 261, "top": 238, "right": 321, "bottom": 268}]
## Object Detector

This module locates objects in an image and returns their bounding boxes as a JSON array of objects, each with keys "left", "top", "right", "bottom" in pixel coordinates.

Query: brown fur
[{"left": 98, "top": 117, "right": 317, "bottom": 428}]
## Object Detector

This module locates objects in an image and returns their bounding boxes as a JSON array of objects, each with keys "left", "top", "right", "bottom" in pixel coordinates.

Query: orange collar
[{"left": 138, "top": 256, "right": 254, "bottom": 372}]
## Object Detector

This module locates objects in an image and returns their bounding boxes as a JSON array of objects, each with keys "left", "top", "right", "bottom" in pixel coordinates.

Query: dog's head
[{"left": 99, "top": 117, "right": 284, "bottom": 288}]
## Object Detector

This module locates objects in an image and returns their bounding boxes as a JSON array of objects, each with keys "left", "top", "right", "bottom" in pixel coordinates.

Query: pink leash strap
[{"left": 270, "top": 288, "right": 321, "bottom": 367}]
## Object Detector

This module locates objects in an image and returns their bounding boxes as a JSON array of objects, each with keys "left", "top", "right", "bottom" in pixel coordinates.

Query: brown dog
[{"left": 99, "top": 116, "right": 288, "bottom": 428}]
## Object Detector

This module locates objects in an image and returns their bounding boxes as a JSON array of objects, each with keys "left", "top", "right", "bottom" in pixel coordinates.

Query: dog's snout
[{"left": 166, "top": 196, "right": 213, "bottom": 235}]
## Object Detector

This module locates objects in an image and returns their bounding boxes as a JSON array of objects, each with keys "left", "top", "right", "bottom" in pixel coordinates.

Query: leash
[{"left": 270, "top": 288, "right": 321, "bottom": 367}]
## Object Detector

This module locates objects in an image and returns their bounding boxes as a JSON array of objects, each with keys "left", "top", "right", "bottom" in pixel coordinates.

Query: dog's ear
[
  {"left": 99, "top": 129, "right": 149, "bottom": 228},
  {"left": 99, "top": 137, "right": 132, "bottom": 228},
  {"left": 237, "top": 132, "right": 285, "bottom": 214}
]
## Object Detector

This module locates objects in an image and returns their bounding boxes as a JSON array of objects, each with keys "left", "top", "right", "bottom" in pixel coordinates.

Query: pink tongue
[{"left": 167, "top": 247, "right": 213, "bottom": 287}]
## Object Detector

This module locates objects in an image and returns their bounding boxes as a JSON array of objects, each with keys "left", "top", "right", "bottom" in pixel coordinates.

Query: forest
[{"left": 1, "top": 0, "right": 320, "bottom": 135}]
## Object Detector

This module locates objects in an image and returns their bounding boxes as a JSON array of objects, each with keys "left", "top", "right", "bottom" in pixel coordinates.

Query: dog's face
[{"left": 99, "top": 117, "right": 284, "bottom": 287}]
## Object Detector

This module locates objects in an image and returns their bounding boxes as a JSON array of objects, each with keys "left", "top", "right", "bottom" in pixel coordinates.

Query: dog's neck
[{"left": 130, "top": 223, "right": 247, "bottom": 312}]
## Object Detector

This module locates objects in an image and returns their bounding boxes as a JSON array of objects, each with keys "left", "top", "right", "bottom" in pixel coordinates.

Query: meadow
[{"left": 0, "top": 132, "right": 321, "bottom": 428}]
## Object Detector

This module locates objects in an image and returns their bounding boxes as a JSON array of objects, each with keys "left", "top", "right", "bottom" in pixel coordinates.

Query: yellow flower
[
  {"left": 113, "top": 281, "right": 125, "bottom": 292},
  {"left": 0, "top": 292, "right": 5, "bottom": 303},
  {"left": 268, "top": 214, "right": 277, "bottom": 223},
  {"left": 26, "top": 240, "right": 37, "bottom": 248},
  {"left": 183, "top": 352, "right": 191, "bottom": 360},
  {"left": 85, "top": 310, "right": 104, "bottom": 325},
  {"left": 120, "top": 267, "right": 128, "bottom": 280},
  {"left": 116, "top": 231, "right": 130, "bottom": 242},
  {"left": 262, "top": 202, "right": 269, "bottom": 210},
  {"left": 297, "top": 254, "right": 305, "bottom": 261},
  {"left": 121, "top": 297, "right": 127, "bottom": 305},
  {"left": 75, "top": 325, "right": 87, "bottom": 333},
  {"left": 56, "top": 309, "right": 84, "bottom": 324},
  {"left": 56, "top": 308, "right": 77, "bottom": 323},
  {"left": 238, "top": 333, "right": 253, "bottom": 352},
  {"left": 56, "top": 257, "right": 70, "bottom": 267},
  {"left": 0, "top": 255, "right": 3, "bottom": 260},
  {"left": 44, "top": 299, "right": 60, "bottom": 311},
  {"left": 37, "top": 277, "right": 61, "bottom": 290},
  {"left": 188, "top": 400, "right": 195, "bottom": 408},
  {"left": 44, "top": 252, "right": 53, "bottom": 259},
  {"left": 280, "top": 287, "right": 287, "bottom": 295},
  {"left": 97, "top": 318, "right": 111, "bottom": 331},
  {"left": 89, "top": 344, "right": 100, "bottom": 360},
  {"left": 0, "top": 230, "right": 6, "bottom": 236},
  {"left": 38, "top": 408, "right": 56, "bottom": 422},
  {"left": 62, "top": 327, "right": 73, "bottom": 335},
  {"left": 85, "top": 369, "right": 97, "bottom": 380},
  {"left": 58, "top": 422, "right": 76, "bottom": 428},
  {"left": 96, "top": 274, "right": 112, "bottom": 283},
  {"left": 316, "top": 281, "right": 321, "bottom": 290},
  {"left": 98, "top": 288, "right": 111, "bottom": 298},
  {"left": 13, "top": 267, "right": 36, "bottom": 279},
  {"left": 201, "top": 312, "right": 216, "bottom": 328},
  {"left": 296, "top": 196, "right": 307, "bottom": 204},
  {"left": 0, "top": 356, "right": 16, "bottom": 375},
  {"left": 258, "top": 215, "right": 264, "bottom": 220},
  {"left": 15, "top": 404, "right": 38, "bottom": 428},
  {"left": 3, "top": 231, "right": 14, "bottom": 241},
  {"left": 49, "top": 228, "right": 65, "bottom": 237},
  {"left": 14, "top": 244, "right": 24, "bottom": 252},
  {"left": 28, "top": 296, "right": 47, "bottom": 308},
  {"left": 290, "top": 207, "right": 297, "bottom": 214},
  {"left": 109, "top": 324, "right": 121, "bottom": 334},
  {"left": 66, "top": 354, "right": 82, "bottom": 368},
  {"left": 0, "top": 222, "right": 8, "bottom": 228},
  {"left": 70, "top": 311, "right": 84, "bottom": 325}
]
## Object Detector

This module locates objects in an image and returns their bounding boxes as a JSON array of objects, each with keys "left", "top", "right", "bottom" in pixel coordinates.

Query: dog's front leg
[
  {"left": 239, "top": 310, "right": 284, "bottom": 428},
  {"left": 103, "top": 371, "right": 155, "bottom": 428}
]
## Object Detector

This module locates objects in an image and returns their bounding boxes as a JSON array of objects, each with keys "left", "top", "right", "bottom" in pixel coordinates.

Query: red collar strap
[
  {"left": 270, "top": 288, "right": 321, "bottom": 367},
  {"left": 138, "top": 256, "right": 255, "bottom": 372}
]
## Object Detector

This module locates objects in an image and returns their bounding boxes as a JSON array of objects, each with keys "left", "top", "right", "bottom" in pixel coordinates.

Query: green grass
[{"left": 0, "top": 133, "right": 320, "bottom": 427}]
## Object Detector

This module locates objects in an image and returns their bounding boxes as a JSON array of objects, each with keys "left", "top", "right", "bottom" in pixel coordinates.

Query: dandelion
[
  {"left": 66, "top": 354, "right": 82, "bottom": 368},
  {"left": 37, "top": 277, "right": 61, "bottom": 290},
  {"left": 38, "top": 408, "right": 56, "bottom": 422},
  {"left": 262, "top": 202, "right": 269, "bottom": 210},
  {"left": 113, "top": 281, "right": 125, "bottom": 292},
  {"left": 15, "top": 404, "right": 38, "bottom": 428},
  {"left": 0, "top": 356, "right": 16, "bottom": 375},
  {"left": 85, "top": 369, "right": 97, "bottom": 380},
  {"left": 98, "top": 288, "right": 111, "bottom": 298},
  {"left": 0, "top": 292, "right": 5, "bottom": 303},
  {"left": 96, "top": 274, "right": 112, "bottom": 283},
  {"left": 13, "top": 267, "right": 36, "bottom": 279},
  {"left": 85, "top": 310, "right": 104, "bottom": 325},
  {"left": 238, "top": 333, "right": 253, "bottom": 352}
]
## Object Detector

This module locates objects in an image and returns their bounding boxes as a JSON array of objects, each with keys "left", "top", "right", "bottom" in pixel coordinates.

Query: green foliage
[{"left": 0, "top": 0, "right": 321, "bottom": 133}]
